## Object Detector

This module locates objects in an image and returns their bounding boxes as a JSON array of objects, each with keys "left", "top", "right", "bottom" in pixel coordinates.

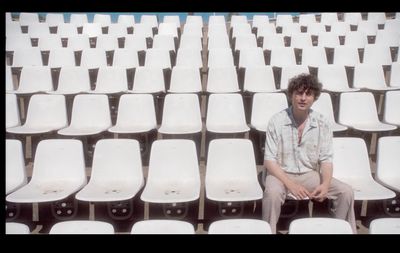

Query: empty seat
[
  {"left": 333, "top": 46, "right": 361, "bottom": 67},
  {"left": 158, "top": 93, "right": 202, "bottom": 135},
  {"left": 56, "top": 23, "right": 78, "bottom": 37},
  {"left": 332, "top": 137, "right": 396, "bottom": 200},
  {"left": 123, "top": 35, "right": 148, "bottom": 51},
  {"left": 261, "top": 34, "right": 285, "bottom": 50},
  {"left": 6, "top": 93, "right": 21, "bottom": 129},
  {"left": 80, "top": 48, "right": 108, "bottom": 68},
  {"left": 130, "top": 66, "right": 165, "bottom": 94},
  {"left": 6, "top": 66, "right": 15, "bottom": 92},
  {"left": 269, "top": 47, "right": 297, "bottom": 68},
  {"left": 367, "top": 12, "right": 386, "bottom": 25},
  {"left": 12, "top": 48, "right": 43, "bottom": 67},
  {"left": 318, "top": 64, "right": 359, "bottom": 92},
  {"left": 7, "top": 94, "right": 68, "bottom": 135},
  {"left": 178, "top": 34, "right": 202, "bottom": 50},
  {"left": 353, "top": 64, "right": 398, "bottom": 91},
  {"left": 175, "top": 48, "right": 203, "bottom": 69},
  {"left": 37, "top": 34, "right": 63, "bottom": 51},
  {"left": 82, "top": 23, "right": 103, "bottom": 38},
  {"left": 48, "top": 66, "right": 91, "bottom": 95},
  {"left": 13, "top": 66, "right": 53, "bottom": 94},
  {"left": 234, "top": 34, "right": 258, "bottom": 52},
  {"left": 205, "top": 139, "right": 263, "bottom": 202},
  {"left": 306, "top": 23, "right": 326, "bottom": 36},
  {"left": 144, "top": 48, "right": 172, "bottom": 69},
  {"left": 93, "top": 14, "right": 111, "bottom": 26},
  {"left": 375, "top": 30, "right": 400, "bottom": 47},
  {"left": 186, "top": 15, "right": 203, "bottom": 26},
  {"left": 163, "top": 15, "right": 181, "bottom": 29},
  {"left": 301, "top": 46, "right": 328, "bottom": 67},
  {"left": 207, "top": 48, "right": 234, "bottom": 68},
  {"left": 58, "top": 94, "right": 112, "bottom": 136},
  {"left": 66, "top": 35, "right": 90, "bottom": 50},
  {"left": 281, "top": 23, "right": 301, "bottom": 36},
  {"left": 206, "top": 93, "right": 249, "bottom": 134},
  {"left": 47, "top": 48, "right": 77, "bottom": 68},
  {"left": 50, "top": 220, "right": 114, "bottom": 234},
  {"left": 320, "top": 13, "right": 339, "bottom": 26},
  {"left": 252, "top": 15, "right": 270, "bottom": 30},
  {"left": 243, "top": 66, "right": 277, "bottom": 93},
  {"left": 363, "top": 44, "right": 393, "bottom": 65},
  {"left": 298, "top": 13, "right": 317, "bottom": 26},
  {"left": 208, "top": 219, "right": 272, "bottom": 234},
  {"left": 140, "top": 139, "right": 201, "bottom": 217},
  {"left": 344, "top": 31, "right": 368, "bottom": 48},
  {"left": 289, "top": 218, "right": 353, "bottom": 234},
  {"left": 6, "top": 139, "right": 87, "bottom": 203},
  {"left": 6, "top": 222, "right": 30, "bottom": 234},
  {"left": 330, "top": 22, "right": 351, "bottom": 37},
  {"left": 88, "top": 66, "right": 128, "bottom": 94},
  {"left": 6, "top": 139, "right": 27, "bottom": 195},
  {"left": 317, "top": 32, "right": 341, "bottom": 48},
  {"left": 111, "top": 48, "right": 139, "bottom": 68},
  {"left": 108, "top": 94, "right": 157, "bottom": 134},
  {"left": 95, "top": 35, "right": 119, "bottom": 51},
  {"left": 70, "top": 13, "right": 88, "bottom": 26},
  {"left": 117, "top": 14, "right": 135, "bottom": 27},
  {"left": 158, "top": 22, "right": 179, "bottom": 38},
  {"left": 383, "top": 90, "right": 400, "bottom": 127},
  {"left": 19, "top": 12, "right": 40, "bottom": 26},
  {"left": 152, "top": 34, "right": 176, "bottom": 52},
  {"left": 290, "top": 33, "right": 313, "bottom": 48},
  {"left": 343, "top": 12, "right": 363, "bottom": 26},
  {"left": 231, "top": 23, "right": 253, "bottom": 39},
  {"left": 76, "top": 139, "right": 144, "bottom": 202},
  {"left": 376, "top": 136, "right": 400, "bottom": 192},
  {"left": 389, "top": 62, "right": 400, "bottom": 88},
  {"left": 206, "top": 67, "right": 240, "bottom": 93},
  {"left": 230, "top": 15, "right": 248, "bottom": 27},
  {"left": 238, "top": 47, "right": 266, "bottom": 68},
  {"left": 256, "top": 23, "right": 277, "bottom": 38},
  {"left": 45, "top": 13, "right": 65, "bottom": 27},
  {"left": 182, "top": 23, "right": 203, "bottom": 38},
  {"left": 275, "top": 14, "right": 293, "bottom": 27},
  {"left": 311, "top": 92, "right": 348, "bottom": 132},
  {"left": 369, "top": 218, "right": 400, "bottom": 234},
  {"left": 28, "top": 23, "right": 50, "bottom": 38},
  {"left": 357, "top": 20, "right": 379, "bottom": 36},
  {"left": 208, "top": 32, "right": 230, "bottom": 49},
  {"left": 107, "top": 23, "right": 128, "bottom": 37},
  {"left": 168, "top": 66, "right": 202, "bottom": 93},
  {"left": 140, "top": 15, "right": 158, "bottom": 30},
  {"left": 132, "top": 23, "right": 154, "bottom": 39},
  {"left": 338, "top": 92, "right": 397, "bottom": 132},
  {"left": 131, "top": 220, "right": 195, "bottom": 234},
  {"left": 6, "top": 22, "right": 23, "bottom": 36}
]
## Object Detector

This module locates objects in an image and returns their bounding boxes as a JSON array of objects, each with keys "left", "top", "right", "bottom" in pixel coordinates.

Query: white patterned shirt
[{"left": 264, "top": 107, "right": 333, "bottom": 174}]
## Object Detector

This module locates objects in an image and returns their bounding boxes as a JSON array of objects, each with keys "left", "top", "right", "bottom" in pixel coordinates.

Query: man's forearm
[
  {"left": 264, "top": 160, "right": 293, "bottom": 188},
  {"left": 319, "top": 162, "right": 333, "bottom": 187}
]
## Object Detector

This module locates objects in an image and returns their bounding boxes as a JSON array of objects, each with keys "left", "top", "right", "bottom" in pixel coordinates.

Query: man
[{"left": 262, "top": 73, "right": 356, "bottom": 234}]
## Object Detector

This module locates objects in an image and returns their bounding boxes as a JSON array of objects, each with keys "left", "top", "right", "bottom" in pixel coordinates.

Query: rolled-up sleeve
[
  {"left": 318, "top": 122, "right": 333, "bottom": 163},
  {"left": 264, "top": 120, "right": 279, "bottom": 162}
]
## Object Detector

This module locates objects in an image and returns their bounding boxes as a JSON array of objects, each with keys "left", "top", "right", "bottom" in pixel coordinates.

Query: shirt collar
[{"left": 284, "top": 106, "right": 318, "bottom": 128}]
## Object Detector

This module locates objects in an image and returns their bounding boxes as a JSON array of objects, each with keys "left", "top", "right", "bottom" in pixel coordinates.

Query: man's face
[{"left": 291, "top": 88, "right": 315, "bottom": 112}]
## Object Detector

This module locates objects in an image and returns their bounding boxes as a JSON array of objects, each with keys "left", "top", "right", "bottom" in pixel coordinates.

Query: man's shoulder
[
  {"left": 269, "top": 108, "right": 290, "bottom": 124},
  {"left": 310, "top": 109, "right": 331, "bottom": 128}
]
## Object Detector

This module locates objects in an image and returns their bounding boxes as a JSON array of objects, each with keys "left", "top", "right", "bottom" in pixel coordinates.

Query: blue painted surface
[{"left": 17, "top": 12, "right": 302, "bottom": 23}]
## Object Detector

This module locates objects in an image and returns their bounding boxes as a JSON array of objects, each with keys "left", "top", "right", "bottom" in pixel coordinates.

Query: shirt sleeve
[
  {"left": 264, "top": 119, "right": 280, "bottom": 162},
  {"left": 318, "top": 121, "right": 333, "bottom": 163}
]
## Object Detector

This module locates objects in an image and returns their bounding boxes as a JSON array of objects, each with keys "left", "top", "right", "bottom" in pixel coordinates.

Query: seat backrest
[
  {"left": 206, "top": 93, "right": 247, "bottom": 132},
  {"left": 6, "top": 93, "right": 21, "bottom": 128},
  {"left": 175, "top": 48, "right": 203, "bottom": 68},
  {"left": 80, "top": 48, "right": 108, "bottom": 68},
  {"left": 290, "top": 33, "right": 313, "bottom": 48},
  {"left": 344, "top": 31, "right": 368, "bottom": 48},
  {"left": 158, "top": 22, "right": 178, "bottom": 37},
  {"left": 234, "top": 34, "right": 258, "bottom": 52},
  {"left": 339, "top": 92, "right": 381, "bottom": 125},
  {"left": 45, "top": 13, "right": 65, "bottom": 26},
  {"left": 206, "top": 139, "right": 259, "bottom": 183},
  {"left": 12, "top": 48, "right": 43, "bottom": 67},
  {"left": 22, "top": 94, "right": 68, "bottom": 129},
  {"left": 144, "top": 48, "right": 172, "bottom": 69},
  {"left": 186, "top": 15, "right": 203, "bottom": 26},
  {"left": 107, "top": 23, "right": 128, "bottom": 37},
  {"left": 132, "top": 66, "right": 165, "bottom": 93},
  {"left": 383, "top": 90, "right": 400, "bottom": 126},
  {"left": 28, "top": 23, "right": 50, "bottom": 38},
  {"left": 208, "top": 219, "right": 272, "bottom": 234},
  {"left": 207, "top": 33, "right": 230, "bottom": 49},
  {"left": 69, "top": 94, "right": 111, "bottom": 129},
  {"left": 6, "top": 66, "right": 14, "bottom": 92},
  {"left": 357, "top": 20, "right": 379, "bottom": 36},
  {"left": 6, "top": 222, "right": 30, "bottom": 234},
  {"left": 163, "top": 15, "right": 181, "bottom": 29},
  {"left": 95, "top": 35, "right": 119, "bottom": 50},
  {"left": 66, "top": 35, "right": 91, "bottom": 51},
  {"left": 48, "top": 48, "right": 77, "bottom": 68},
  {"left": 131, "top": 220, "right": 195, "bottom": 234},
  {"left": 376, "top": 136, "right": 400, "bottom": 190},
  {"left": 117, "top": 14, "right": 135, "bottom": 26},
  {"left": 261, "top": 34, "right": 285, "bottom": 49},
  {"left": 50, "top": 220, "right": 114, "bottom": 234},
  {"left": 375, "top": 30, "right": 400, "bottom": 47},
  {"left": 152, "top": 34, "right": 176, "bottom": 51},
  {"left": 6, "top": 139, "right": 27, "bottom": 195},
  {"left": 389, "top": 62, "right": 400, "bottom": 87},
  {"left": 317, "top": 32, "right": 340, "bottom": 48},
  {"left": 238, "top": 47, "right": 266, "bottom": 68},
  {"left": 94, "top": 66, "right": 128, "bottom": 93},
  {"left": 30, "top": 139, "right": 87, "bottom": 185},
  {"left": 252, "top": 15, "right": 270, "bottom": 29},
  {"left": 124, "top": 35, "right": 148, "bottom": 51},
  {"left": 353, "top": 64, "right": 386, "bottom": 90},
  {"left": 82, "top": 23, "right": 103, "bottom": 37},
  {"left": 320, "top": 13, "right": 339, "bottom": 26},
  {"left": 17, "top": 66, "right": 54, "bottom": 93},
  {"left": 178, "top": 34, "right": 202, "bottom": 50},
  {"left": 207, "top": 66, "right": 239, "bottom": 93},
  {"left": 56, "top": 23, "right": 78, "bottom": 37},
  {"left": 301, "top": 46, "right": 328, "bottom": 67},
  {"left": 289, "top": 218, "right": 353, "bottom": 234},
  {"left": 250, "top": 92, "right": 288, "bottom": 131},
  {"left": 19, "top": 12, "right": 40, "bottom": 26},
  {"left": 133, "top": 23, "right": 154, "bottom": 38},
  {"left": 269, "top": 47, "right": 296, "bottom": 67},
  {"left": 56, "top": 66, "right": 91, "bottom": 93},
  {"left": 160, "top": 93, "right": 202, "bottom": 133},
  {"left": 37, "top": 34, "right": 63, "bottom": 51},
  {"left": 369, "top": 218, "right": 400, "bottom": 234},
  {"left": 91, "top": 139, "right": 143, "bottom": 184},
  {"left": 148, "top": 139, "right": 200, "bottom": 184},
  {"left": 169, "top": 66, "right": 202, "bottom": 93},
  {"left": 343, "top": 12, "right": 362, "bottom": 26},
  {"left": 298, "top": 13, "right": 317, "bottom": 26},
  {"left": 113, "top": 94, "right": 157, "bottom": 130},
  {"left": 332, "top": 137, "right": 373, "bottom": 180},
  {"left": 333, "top": 46, "right": 360, "bottom": 66},
  {"left": 70, "top": 14, "right": 88, "bottom": 26},
  {"left": 182, "top": 24, "right": 203, "bottom": 38},
  {"left": 330, "top": 22, "right": 351, "bottom": 36},
  {"left": 243, "top": 66, "right": 276, "bottom": 92},
  {"left": 112, "top": 48, "right": 139, "bottom": 68},
  {"left": 207, "top": 48, "right": 234, "bottom": 68},
  {"left": 363, "top": 44, "right": 392, "bottom": 65},
  {"left": 275, "top": 14, "right": 293, "bottom": 27},
  {"left": 93, "top": 14, "right": 111, "bottom": 26},
  {"left": 140, "top": 15, "right": 158, "bottom": 29},
  {"left": 318, "top": 64, "right": 351, "bottom": 90},
  {"left": 310, "top": 92, "right": 336, "bottom": 125}
]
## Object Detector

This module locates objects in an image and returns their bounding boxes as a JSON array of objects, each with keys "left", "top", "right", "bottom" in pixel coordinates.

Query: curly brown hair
[{"left": 287, "top": 73, "right": 322, "bottom": 101}]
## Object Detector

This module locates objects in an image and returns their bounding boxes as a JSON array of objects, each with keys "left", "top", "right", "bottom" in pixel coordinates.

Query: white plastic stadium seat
[
  {"left": 376, "top": 136, "right": 400, "bottom": 192},
  {"left": 131, "top": 220, "right": 195, "bottom": 234},
  {"left": 76, "top": 139, "right": 144, "bottom": 202},
  {"left": 369, "top": 218, "right": 400, "bottom": 234},
  {"left": 6, "top": 139, "right": 27, "bottom": 195},
  {"left": 332, "top": 137, "right": 396, "bottom": 200},
  {"left": 383, "top": 90, "right": 400, "bottom": 127},
  {"left": 50, "top": 220, "right": 114, "bottom": 234},
  {"left": 289, "top": 218, "right": 353, "bottom": 234},
  {"left": 6, "top": 93, "right": 21, "bottom": 129},
  {"left": 6, "top": 139, "right": 87, "bottom": 203},
  {"left": 208, "top": 219, "right": 272, "bottom": 234},
  {"left": 6, "top": 222, "right": 30, "bottom": 234},
  {"left": 205, "top": 139, "right": 263, "bottom": 202}
]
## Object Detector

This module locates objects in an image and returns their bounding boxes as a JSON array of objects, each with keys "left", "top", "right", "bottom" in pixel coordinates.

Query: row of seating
[
  {"left": 6, "top": 12, "right": 399, "bottom": 27},
  {"left": 6, "top": 217, "right": 400, "bottom": 234},
  {"left": 5, "top": 137, "right": 400, "bottom": 232}
]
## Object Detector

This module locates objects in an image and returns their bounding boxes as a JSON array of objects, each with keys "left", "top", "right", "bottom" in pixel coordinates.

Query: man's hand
[
  {"left": 310, "top": 184, "right": 329, "bottom": 202},
  {"left": 286, "top": 181, "right": 311, "bottom": 200}
]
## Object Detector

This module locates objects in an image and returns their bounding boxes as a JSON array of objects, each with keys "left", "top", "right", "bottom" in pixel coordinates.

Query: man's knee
[
  {"left": 264, "top": 187, "right": 285, "bottom": 203},
  {"left": 341, "top": 183, "right": 354, "bottom": 201}
]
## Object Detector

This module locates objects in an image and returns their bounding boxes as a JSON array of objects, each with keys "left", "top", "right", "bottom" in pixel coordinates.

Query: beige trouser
[{"left": 262, "top": 170, "right": 357, "bottom": 234}]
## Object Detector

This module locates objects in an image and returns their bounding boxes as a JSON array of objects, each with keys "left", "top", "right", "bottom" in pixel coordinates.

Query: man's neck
[{"left": 292, "top": 107, "right": 309, "bottom": 126}]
